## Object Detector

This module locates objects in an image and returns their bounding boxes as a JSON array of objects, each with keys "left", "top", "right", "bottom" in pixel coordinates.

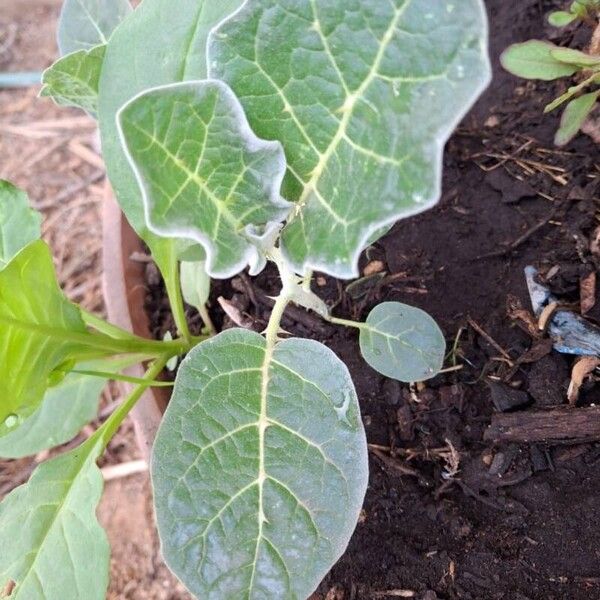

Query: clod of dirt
[
  {"left": 487, "top": 380, "right": 531, "bottom": 412},
  {"left": 527, "top": 354, "right": 569, "bottom": 406}
]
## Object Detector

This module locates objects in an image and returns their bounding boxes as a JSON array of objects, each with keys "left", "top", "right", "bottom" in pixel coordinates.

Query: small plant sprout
[
  {"left": 0, "top": 1, "right": 491, "bottom": 598},
  {"left": 502, "top": 1, "right": 600, "bottom": 145}
]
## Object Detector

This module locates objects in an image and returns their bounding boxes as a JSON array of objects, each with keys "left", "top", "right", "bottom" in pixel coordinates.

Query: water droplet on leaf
[{"left": 4, "top": 414, "right": 19, "bottom": 428}]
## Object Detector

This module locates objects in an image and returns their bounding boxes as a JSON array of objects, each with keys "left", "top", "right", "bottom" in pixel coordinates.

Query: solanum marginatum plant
[
  {"left": 0, "top": 0, "right": 490, "bottom": 598},
  {"left": 502, "top": 0, "right": 600, "bottom": 145}
]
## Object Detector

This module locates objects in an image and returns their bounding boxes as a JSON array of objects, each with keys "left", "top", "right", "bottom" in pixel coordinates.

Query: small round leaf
[{"left": 359, "top": 302, "right": 445, "bottom": 382}]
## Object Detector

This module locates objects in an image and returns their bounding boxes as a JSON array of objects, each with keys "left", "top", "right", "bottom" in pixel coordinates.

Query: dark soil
[{"left": 144, "top": 1, "right": 600, "bottom": 598}]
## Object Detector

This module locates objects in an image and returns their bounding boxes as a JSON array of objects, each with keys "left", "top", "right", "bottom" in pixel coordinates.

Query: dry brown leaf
[
  {"left": 363, "top": 260, "right": 385, "bottom": 277},
  {"left": 581, "top": 271, "right": 597, "bottom": 315},
  {"left": 567, "top": 356, "right": 600, "bottom": 405},
  {"left": 538, "top": 302, "right": 559, "bottom": 332}
]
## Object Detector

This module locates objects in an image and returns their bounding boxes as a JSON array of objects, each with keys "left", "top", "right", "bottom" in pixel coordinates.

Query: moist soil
[{"left": 145, "top": 1, "right": 600, "bottom": 599}]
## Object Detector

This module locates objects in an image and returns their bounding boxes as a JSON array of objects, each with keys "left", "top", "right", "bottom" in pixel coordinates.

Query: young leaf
[
  {"left": 118, "top": 81, "right": 290, "bottom": 278},
  {"left": 0, "top": 358, "right": 132, "bottom": 459},
  {"left": 40, "top": 45, "right": 106, "bottom": 116},
  {"left": 0, "top": 240, "right": 95, "bottom": 436},
  {"left": 152, "top": 329, "right": 368, "bottom": 598},
  {"left": 555, "top": 90, "right": 600, "bottom": 145},
  {"left": 359, "top": 302, "right": 445, "bottom": 382},
  {"left": 0, "top": 435, "right": 108, "bottom": 599},
  {"left": 181, "top": 260, "right": 211, "bottom": 309},
  {"left": 98, "top": 0, "right": 244, "bottom": 272},
  {"left": 58, "top": 0, "right": 132, "bottom": 55},
  {"left": 0, "top": 181, "right": 41, "bottom": 269},
  {"left": 548, "top": 11, "right": 578, "bottom": 26},
  {"left": 208, "top": 0, "right": 491, "bottom": 278},
  {"left": 549, "top": 47, "right": 600, "bottom": 67},
  {"left": 501, "top": 40, "right": 580, "bottom": 80}
]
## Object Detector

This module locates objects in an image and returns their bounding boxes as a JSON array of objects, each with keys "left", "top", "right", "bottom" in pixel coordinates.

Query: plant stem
[
  {"left": 328, "top": 315, "right": 367, "bottom": 330},
  {"left": 81, "top": 309, "right": 142, "bottom": 340},
  {"left": 0, "top": 314, "right": 191, "bottom": 357},
  {"left": 69, "top": 368, "right": 175, "bottom": 387},
  {"left": 163, "top": 252, "right": 192, "bottom": 345},
  {"left": 98, "top": 356, "right": 169, "bottom": 448},
  {"left": 198, "top": 304, "right": 217, "bottom": 336},
  {"left": 302, "top": 269, "right": 313, "bottom": 292}
]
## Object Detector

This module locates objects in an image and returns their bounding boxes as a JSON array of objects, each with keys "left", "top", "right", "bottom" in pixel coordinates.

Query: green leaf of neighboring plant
[
  {"left": 152, "top": 329, "right": 368, "bottom": 598},
  {"left": 544, "top": 72, "right": 600, "bottom": 112},
  {"left": 555, "top": 90, "right": 600, "bottom": 145},
  {"left": 359, "top": 301, "right": 446, "bottom": 382},
  {"left": 550, "top": 47, "right": 600, "bottom": 67},
  {"left": 501, "top": 40, "right": 580, "bottom": 80},
  {"left": 548, "top": 11, "right": 578, "bottom": 26},
  {"left": 0, "top": 240, "right": 95, "bottom": 436},
  {"left": 0, "top": 435, "right": 108, "bottom": 599},
  {"left": 208, "top": 0, "right": 491, "bottom": 278},
  {"left": 0, "top": 181, "right": 41, "bottom": 269},
  {"left": 181, "top": 260, "right": 211, "bottom": 309},
  {"left": 40, "top": 45, "right": 105, "bottom": 116},
  {"left": 98, "top": 0, "right": 244, "bottom": 273},
  {"left": 58, "top": 0, "right": 132, "bottom": 55},
  {"left": 0, "top": 358, "right": 132, "bottom": 459},
  {"left": 118, "top": 81, "right": 290, "bottom": 278}
]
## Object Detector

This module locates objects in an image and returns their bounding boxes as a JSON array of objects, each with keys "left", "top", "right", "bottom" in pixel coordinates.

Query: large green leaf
[
  {"left": 0, "top": 435, "right": 108, "bottom": 599},
  {"left": 0, "top": 241, "right": 93, "bottom": 436},
  {"left": 209, "top": 0, "right": 490, "bottom": 278},
  {"left": 40, "top": 45, "right": 106, "bottom": 117},
  {"left": 58, "top": 0, "right": 132, "bottom": 55},
  {"left": 359, "top": 302, "right": 445, "bottom": 382},
  {"left": 152, "top": 329, "right": 368, "bottom": 598},
  {"left": 0, "top": 358, "right": 132, "bottom": 459},
  {"left": 0, "top": 181, "right": 41, "bottom": 269},
  {"left": 118, "top": 81, "right": 290, "bottom": 278},
  {"left": 98, "top": 0, "right": 244, "bottom": 269}
]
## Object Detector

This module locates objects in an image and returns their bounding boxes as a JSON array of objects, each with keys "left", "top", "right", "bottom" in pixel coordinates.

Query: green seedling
[{"left": 0, "top": 1, "right": 490, "bottom": 598}]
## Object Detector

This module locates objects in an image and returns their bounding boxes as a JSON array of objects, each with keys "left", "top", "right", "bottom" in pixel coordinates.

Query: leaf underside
[
  {"left": 0, "top": 181, "right": 41, "bottom": 269},
  {"left": 0, "top": 359, "right": 129, "bottom": 459},
  {"left": 0, "top": 436, "right": 108, "bottom": 599},
  {"left": 360, "top": 301, "right": 446, "bottom": 382},
  {"left": 209, "top": 0, "right": 491, "bottom": 277},
  {"left": 0, "top": 241, "right": 90, "bottom": 436},
  {"left": 58, "top": 0, "right": 132, "bottom": 55},
  {"left": 118, "top": 81, "right": 290, "bottom": 278},
  {"left": 98, "top": 0, "right": 245, "bottom": 268},
  {"left": 41, "top": 45, "right": 106, "bottom": 116},
  {"left": 152, "top": 329, "right": 368, "bottom": 599}
]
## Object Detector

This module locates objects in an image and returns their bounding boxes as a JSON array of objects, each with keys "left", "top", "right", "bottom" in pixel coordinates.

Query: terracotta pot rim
[{"left": 102, "top": 185, "right": 167, "bottom": 461}]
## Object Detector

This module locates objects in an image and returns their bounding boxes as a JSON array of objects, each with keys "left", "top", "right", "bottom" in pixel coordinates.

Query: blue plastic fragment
[{"left": 525, "top": 266, "right": 600, "bottom": 356}]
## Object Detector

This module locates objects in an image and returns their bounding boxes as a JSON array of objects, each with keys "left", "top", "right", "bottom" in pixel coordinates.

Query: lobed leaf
[
  {"left": 118, "top": 81, "right": 290, "bottom": 278},
  {"left": 359, "top": 301, "right": 445, "bottom": 382},
  {"left": 98, "top": 0, "right": 244, "bottom": 271},
  {"left": 40, "top": 45, "right": 106, "bottom": 116},
  {"left": 0, "top": 358, "right": 132, "bottom": 459},
  {"left": 0, "top": 181, "right": 41, "bottom": 269},
  {"left": 0, "top": 240, "right": 94, "bottom": 436},
  {"left": 152, "top": 329, "right": 368, "bottom": 598},
  {"left": 555, "top": 90, "right": 600, "bottom": 146},
  {"left": 209, "top": 0, "right": 490, "bottom": 278},
  {"left": 58, "top": 0, "right": 132, "bottom": 55},
  {"left": 501, "top": 40, "right": 580, "bottom": 80},
  {"left": 0, "top": 435, "right": 108, "bottom": 599}
]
